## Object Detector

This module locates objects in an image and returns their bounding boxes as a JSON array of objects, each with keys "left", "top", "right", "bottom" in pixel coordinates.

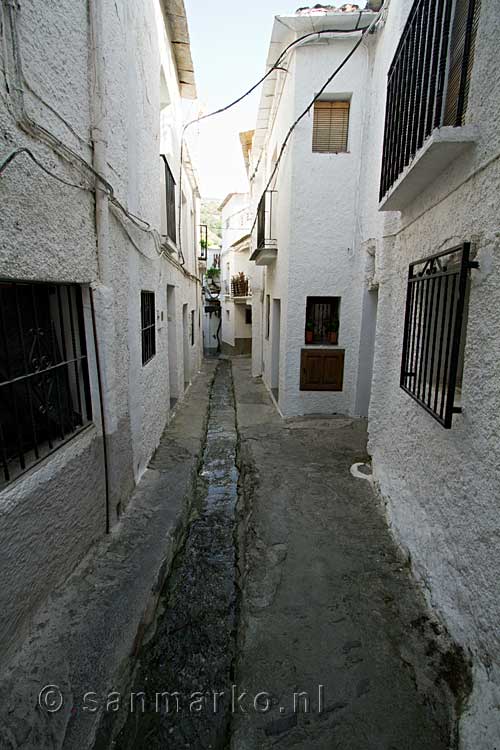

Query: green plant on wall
[{"left": 206, "top": 267, "right": 220, "bottom": 279}]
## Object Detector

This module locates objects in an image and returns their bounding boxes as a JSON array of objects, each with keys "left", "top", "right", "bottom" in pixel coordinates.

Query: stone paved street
[
  {"left": 105, "top": 357, "right": 467, "bottom": 750},
  {"left": 231, "top": 358, "right": 464, "bottom": 750}
]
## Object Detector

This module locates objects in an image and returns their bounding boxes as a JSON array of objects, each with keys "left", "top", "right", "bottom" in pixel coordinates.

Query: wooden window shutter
[
  {"left": 443, "top": 0, "right": 481, "bottom": 126},
  {"left": 312, "top": 101, "right": 350, "bottom": 153},
  {"left": 300, "top": 349, "right": 345, "bottom": 391}
]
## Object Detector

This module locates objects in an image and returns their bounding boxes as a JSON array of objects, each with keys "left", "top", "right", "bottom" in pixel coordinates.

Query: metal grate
[
  {"left": 305, "top": 297, "right": 340, "bottom": 345},
  {"left": 0, "top": 280, "right": 92, "bottom": 485},
  {"left": 199, "top": 224, "right": 208, "bottom": 260},
  {"left": 163, "top": 156, "right": 176, "bottom": 244},
  {"left": 380, "top": 0, "right": 480, "bottom": 200},
  {"left": 141, "top": 291, "right": 156, "bottom": 366},
  {"left": 400, "top": 243, "right": 478, "bottom": 428},
  {"left": 312, "top": 101, "right": 350, "bottom": 153},
  {"left": 256, "top": 191, "right": 277, "bottom": 250}
]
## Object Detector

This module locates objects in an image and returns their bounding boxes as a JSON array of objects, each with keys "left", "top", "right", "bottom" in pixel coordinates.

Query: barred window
[
  {"left": 305, "top": 297, "right": 340, "bottom": 346},
  {"left": 0, "top": 281, "right": 92, "bottom": 486},
  {"left": 312, "top": 101, "right": 350, "bottom": 153},
  {"left": 400, "top": 243, "right": 478, "bottom": 428},
  {"left": 141, "top": 291, "right": 156, "bottom": 366},
  {"left": 162, "top": 156, "right": 176, "bottom": 244}
]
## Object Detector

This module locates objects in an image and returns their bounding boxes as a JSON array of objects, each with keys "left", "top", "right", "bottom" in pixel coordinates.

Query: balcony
[
  {"left": 230, "top": 273, "right": 251, "bottom": 303},
  {"left": 199, "top": 224, "right": 208, "bottom": 261},
  {"left": 250, "top": 190, "right": 277, "bottom": 265},
  {"left": 379, "top": 0, "right": 479, "bottom": 210}
]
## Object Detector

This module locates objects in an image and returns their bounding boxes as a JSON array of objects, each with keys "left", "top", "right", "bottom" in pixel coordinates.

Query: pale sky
[{"left": 184, "top": 0, "right": 296, "bottom": 200}]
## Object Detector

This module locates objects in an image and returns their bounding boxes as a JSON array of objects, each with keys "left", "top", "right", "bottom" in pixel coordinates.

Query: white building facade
[
  {"left": 219, "top": 193, "right": 254, "bottom": 356},
  {"left": 0, "top": 0, "right": 202, "bottom": 664},
  {"left": 248, "top": 10, "right": 379, "bottom": 416},
  {"left": 248, "top": 1, "right": 500, "bottom": 744}
]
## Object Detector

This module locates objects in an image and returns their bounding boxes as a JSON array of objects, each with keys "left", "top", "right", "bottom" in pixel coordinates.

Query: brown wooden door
[{"left": 300, "top": 349, "right": 345, "bottom": 391}]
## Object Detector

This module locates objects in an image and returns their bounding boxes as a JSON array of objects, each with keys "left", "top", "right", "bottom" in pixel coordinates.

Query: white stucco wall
[
  {"left": 361, "top": 1, "right": 500, "bottom": 745},
  {"left": 0, "top": 0, "right": 201, "bottom": 664},
  {"left": 220, "top": 194, "right": 253, "bottom": 351},
  {"left": 250, "top": 32, "right": 373, "bottom": 417}
]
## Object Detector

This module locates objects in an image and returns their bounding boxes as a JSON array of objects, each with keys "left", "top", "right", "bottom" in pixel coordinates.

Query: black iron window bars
[
  {"left": 0, "top": 281, "right": 92, "bottom": 485},
  {"left": 380, "top": 0, "right": 480, "bottom": 200},
  {"left": 162, "top": 156, "right": 176, "bottom": 244},
  {"left": 141, "top": 291, "right": 156, "bottom": 366},
  {"left": 256, "top": 190, "right": 277, "bottom": 250},
  {"left": 400, "top": 242, "right": 478, "bottom": 428}
]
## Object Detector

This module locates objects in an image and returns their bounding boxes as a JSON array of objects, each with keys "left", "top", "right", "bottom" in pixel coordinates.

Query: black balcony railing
[
  {"left": 256, "top": 190, "right": 277, "bottom": 250},
  {"left": 199, "top": 224, "right": 208, "bottom": 260},
  {"left": 380, "top": 0, "right": 480, "bottom": 200},
  {"left": 400, "top": 243, "right": 478, "bottom": 428}
]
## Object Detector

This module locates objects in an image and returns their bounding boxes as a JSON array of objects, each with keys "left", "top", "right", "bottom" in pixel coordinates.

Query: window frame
[
  {"left": 141, "top": 290, "right": 156, "bottom": 366},
  {"left": 162, "top": 155, "right": 177, "bottom": 245},
  {"left": 312, "top": 100, "right": 350, "bottom": 154},
  {"left": 305, "top": 296, "right": 340, "bottom": 346},
  {"left": 0, "top": 280, "right": 93, "bottom": 486},
  {"left": 400, "top": 242, "right": 478, "bottom": 428}
]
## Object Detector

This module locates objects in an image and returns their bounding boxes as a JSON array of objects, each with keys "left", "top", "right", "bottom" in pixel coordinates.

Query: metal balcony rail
[
  {"left": 380, "top": 0, "right": 479, "bottom": 200},
  {"left": 256, "top": 190, "right": 277, "bottom": 250},
  {"left": 231, "top": 273, "right": 250, "bottom": 298},
  {"left": 199, "top": 224, "right": 208, "bottom": 260},
  {"left": 0, "top": 281, "right": 92, "bottom": 484},
  {"left": 400, "top": 242, "right": 478, "bottom": 428}
]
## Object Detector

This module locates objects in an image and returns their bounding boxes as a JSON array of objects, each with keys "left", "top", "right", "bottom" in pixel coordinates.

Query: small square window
[
  {"left": 305, "top": 297, "right": 340, "bottom": 345},
  {"left": 141, "top": 291, "right": 156, "bottom": 365},
  {"left": 312, "top": 101, "right": 350, "bottom": 153}
]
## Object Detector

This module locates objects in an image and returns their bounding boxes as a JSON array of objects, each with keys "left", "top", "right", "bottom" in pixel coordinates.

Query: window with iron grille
[
  {"left": 162, "top": 156, "right": 176, "bottom": 244},
  {"left": 141, "top": 291, "right": 156, "bottom": 365},
  {"left": 305, "top": 297, "right": 340, "bottom": 345},
  {"left": 380, "top": 0, "right": 481, "bottom": 200},
  {"left": 0, "top": 281, "right": 92, "bottom": 486},
  {"left": 312, "top": 101, "right": 350, "bottom": 153},
  {"left": 400, "top": 243, "right": 478, "bottom": 428}
]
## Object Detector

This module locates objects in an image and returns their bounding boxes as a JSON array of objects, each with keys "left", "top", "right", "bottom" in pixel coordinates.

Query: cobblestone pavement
[
  {"left": 230, "top": 358, "right": 466, "bottom": 750},
  {"left": 110, "top": 358, "right": 467, "bottom": 750}
]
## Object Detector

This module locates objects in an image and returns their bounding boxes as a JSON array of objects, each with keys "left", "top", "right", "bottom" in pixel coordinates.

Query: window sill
[{"left": 379, "top": 125, "right": 478, "bottom": 212}]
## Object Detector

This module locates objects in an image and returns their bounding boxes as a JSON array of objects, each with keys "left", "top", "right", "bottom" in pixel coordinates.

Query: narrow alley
[
  {"left": 1, "top": 0, "right": 499, "bottom": 747},
  {"left": 104, "top": 359, "right": 464, "bottom": 749}
]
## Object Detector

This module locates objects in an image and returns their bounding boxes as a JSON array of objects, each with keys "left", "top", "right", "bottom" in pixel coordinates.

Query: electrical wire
[
  {"left": 249, "top": 8, "right": 385, "bottom": 235},
  {"left": 176, "top": 15, "right": 371, "bottom": 262}
]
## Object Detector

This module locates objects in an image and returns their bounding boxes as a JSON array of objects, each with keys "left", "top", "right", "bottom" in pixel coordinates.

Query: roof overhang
[
  {"left": 160, "top": 0, "right": 197, "bottom": 100},
  {"left": 252, "top": 10, "right": 378, "bottom": 160}
]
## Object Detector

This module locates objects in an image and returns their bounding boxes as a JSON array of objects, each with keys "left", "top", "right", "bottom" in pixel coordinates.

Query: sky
[{"left": 184, "top": 0, "right": 295, "bottom": 200}]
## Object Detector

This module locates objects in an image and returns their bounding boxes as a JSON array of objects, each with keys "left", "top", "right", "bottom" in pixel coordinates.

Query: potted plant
[
  {"left": 305, "top": 319, "right": 314, "bottom": 344},
  {"left": 206, "top": 266, "right": 220, "bottom": 280},
  {"left": 327, "top": 318, "right": 339, "bottom": 345}
]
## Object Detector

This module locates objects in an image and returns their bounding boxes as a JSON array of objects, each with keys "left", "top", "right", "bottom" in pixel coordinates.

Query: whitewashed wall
[
  {"left": 361, "top": 1, "right": 500, "bottom": 745},
  {"left": 0, "top": 0, "right": 201, "bottom": 664},
  {"left": 252, "top": 35, "right": 373, "bottom": 417}
]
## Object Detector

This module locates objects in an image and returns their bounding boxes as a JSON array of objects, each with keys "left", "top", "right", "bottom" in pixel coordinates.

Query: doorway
[
  {"left": 167, "top": 285, "right": 178, "bottom": 410},
  {"left": 182, "top": 303, "right": 190, "bottom": 390},
  {"left": 271, "top": 298, "right": 281, "bottom": 403}
]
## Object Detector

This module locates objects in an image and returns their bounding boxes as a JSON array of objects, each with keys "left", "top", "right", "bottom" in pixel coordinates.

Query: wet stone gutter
[
  {"left": 0, "top": 361, "right": 217, "bottom": 750},
  {"left": 108, "top": 360, "right": 240, "bottom": 750}
]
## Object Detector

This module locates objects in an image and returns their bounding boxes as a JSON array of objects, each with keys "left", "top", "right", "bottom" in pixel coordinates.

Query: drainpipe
[
  {"left": 89, "top": 0, "right": 116, "bottom": 530},
  {"left": 88, "top": 0, "right": 111, "bottom": 285}
]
